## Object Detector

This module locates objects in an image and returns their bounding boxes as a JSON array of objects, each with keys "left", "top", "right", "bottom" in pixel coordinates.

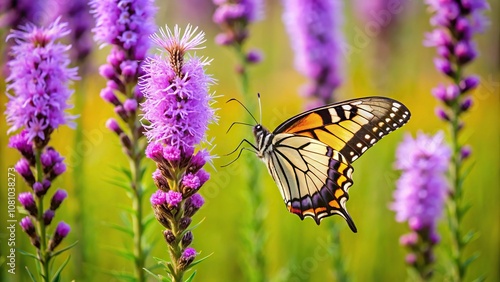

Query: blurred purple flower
[
  {"left": 90, "top": 0, "right": 156, "bottom": 60},
  {"left": 5, "top": 19, "right": 78, "bottom": 145},
  {"left": 282, "top": 0, "right": 343, "bottom": 105},
  {"left": 0, "top": 0, "right": 44, "bottom": 28},
  {"left": 44, "top": 0, "right": 93, "bottom": 63},
  {"left": 392, "top": 132, "right": 450, "bottom": 228},
  {"left": 392, "top": 131, "right": 450, "bottom": 279}
]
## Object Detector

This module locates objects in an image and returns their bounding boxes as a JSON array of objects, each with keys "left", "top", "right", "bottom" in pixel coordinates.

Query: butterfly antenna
[
  {"left": 226, "top": 98, "right": 258, "bottom": 124},
  {"left": 257, "top": 93, "right": 262, "bottom": 124}
]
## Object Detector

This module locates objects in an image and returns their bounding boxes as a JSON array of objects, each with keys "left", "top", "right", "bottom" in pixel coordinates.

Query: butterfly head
[{"left": 253, "top": 124, "right": 272, "bottom": 156}]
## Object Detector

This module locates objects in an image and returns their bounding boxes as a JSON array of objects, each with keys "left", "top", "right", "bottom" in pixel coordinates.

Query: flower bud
[
  {"left": 19, "top": 192, "right": 37, "bottom": 217},
  {"left": 50, "top": 189, "right": 67, "bottom": 210}
]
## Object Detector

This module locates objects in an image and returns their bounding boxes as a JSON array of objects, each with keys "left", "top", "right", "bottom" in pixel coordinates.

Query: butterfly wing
[
  {"left": 265, "top": 133, "right": 358, "bottom": 232},
  {"left": 273, "top": 97, "right": 411, "bottom": 163}
]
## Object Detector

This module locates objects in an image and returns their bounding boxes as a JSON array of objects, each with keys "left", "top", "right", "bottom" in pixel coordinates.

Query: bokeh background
[{"left": 0, "top": 1, "right": 498, "bottom": 281}]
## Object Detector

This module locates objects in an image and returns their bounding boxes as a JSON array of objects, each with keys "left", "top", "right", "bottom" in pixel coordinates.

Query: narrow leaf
[
  {"left": 18, "top": 249, "right": 39, "bottom": 260},
  {"left": 25, "top": 266, "right": 37, "bottom": 282},
  {"left": 51, "top": 241, "right": 79, "bottom": 257},
  {"left": 50, "top": 255, "right": 71, "bottom": 282},
  {"left": 184, "top": 271, "right": 197, "bottom": 282},
  {"left": 186, "top": 253, "right": 213, "bottom": 270}
]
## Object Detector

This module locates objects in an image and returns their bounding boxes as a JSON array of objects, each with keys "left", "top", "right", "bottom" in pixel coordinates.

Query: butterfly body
[{"left": 249, "top": 97, "right": 411, "bottom": 232}]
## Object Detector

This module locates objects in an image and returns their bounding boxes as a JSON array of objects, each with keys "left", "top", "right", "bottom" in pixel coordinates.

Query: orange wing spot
[
  {"left": 315, "top": 207, "right": 327, "bottom": 213},
  {"left": 338, "top": 175, "right": 347, "bottom": 184},
  {"left": 338, "top": 163, "right": 348, "bottom": 174},
  {"left": 284, "top": 113, "right": 323, "bottom": 133},
  {"left": 329, "top": 200, "right": 340, "bottom": 209},
  {"left": 335, "top": 189, "right": 344, "bottom": 199},
  {"left": 302, "top": 208, "right": 315, "bottom": 215}
]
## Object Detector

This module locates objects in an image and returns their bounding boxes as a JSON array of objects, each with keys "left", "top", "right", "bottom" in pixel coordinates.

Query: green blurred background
[{"left": 1, "top": 1, "right": 498, "bottom": 281}]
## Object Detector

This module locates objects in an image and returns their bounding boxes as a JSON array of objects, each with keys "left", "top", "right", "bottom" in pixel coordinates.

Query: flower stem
[
  {"left": 72, "top": 79, "right": 87, "bottom": 280},
  {"left": 35, "top": 148, "right": 50, "bottom": 282},
  {"left": 329, "top": 222, "right": 349, "bottom": 282},
  {"left": 127, "top": 83, "right": 146, "bottom": 282},
  {"left": 232, "top": 42, "right": 267, "bottom": 282},
  {"left": 447, "top": 66, "right": 467, "bottom": 282}
]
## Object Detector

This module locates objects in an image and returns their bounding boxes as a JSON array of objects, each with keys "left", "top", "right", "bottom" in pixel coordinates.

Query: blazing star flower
[
  {"left": 5, "top": 20, "right": 75, "bottom": 280},
  {"left": 392, "top": 131, "right": 450, "bottom": 279},
  {"left": 282, "top": 0, "right": 343, "bottom": 106},
  {"left": 141, "top": 25, "right": 216, "bottom": 150},
  {"left": 142, "top": 25, "right": 216, "bottom": 280},
  {"left": 5, "top": 19, "right": 78, "bottom": 145}
]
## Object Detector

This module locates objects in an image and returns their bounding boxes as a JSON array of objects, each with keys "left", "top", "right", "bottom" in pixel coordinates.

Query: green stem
[
  {"left": 35, "top": 148, "right": 50, "bottom": 282},
  {"left": 167, "top": 175, "right": 185, "bottom": 282},
  {"left": 232, "top": 43, "right": 267, "bottom": 282},
  {"left": 447, "top": 66, "right": 467, "bottom": 282},
  {"left": 126, "top": 83, "right": 146, "bottom": 282},
  {"left": 329, "top": 222, "right": 349, "bottom": 282},
  {"left": 73, "top": 78, "right": 87, "bottom": 280}
]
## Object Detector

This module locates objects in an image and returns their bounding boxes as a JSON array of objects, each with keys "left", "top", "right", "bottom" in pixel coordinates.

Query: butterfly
[{"left": 228, "top": 96, "right": 411, "bottom": 232}]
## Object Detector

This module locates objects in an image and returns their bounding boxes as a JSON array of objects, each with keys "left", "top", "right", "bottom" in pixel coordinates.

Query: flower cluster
[
  {"left": 213, "top": 0, "right": 264, "bottom": 64},
  {"left": 5, "top": 20, "right": 75, "bottom": 279},
  {"left": 392, "top": 132, "right": 450, "bottom": 279},
  {"left": 424, "top": 0, "right": 488, "bottom": 124},
  {"left": 90, "top": 0, "right": 156, "bottom": 152},
  {"left": 282, "top": 0, "right": 343, "bottom": 107},
  {"left": 5, "top": 19, "right": 78, "bottom": 148},
  {"left": 45, "top": 0, "right": 93, "bottom": 63},
  {"left": 141, "top": 25, "right": 216, "bottom": 281}
]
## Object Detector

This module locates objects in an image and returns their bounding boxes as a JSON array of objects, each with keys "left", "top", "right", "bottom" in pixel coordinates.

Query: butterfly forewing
[
  {"left": 273, "top": 97, "right": 411, "bottom": 163},
  {"left": 267, "top": 134, "right": 358, "bottom": 232}
]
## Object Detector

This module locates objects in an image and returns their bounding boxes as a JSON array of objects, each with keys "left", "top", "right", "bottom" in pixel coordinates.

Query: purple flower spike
[
  {"left": 392, "top": 132, "right": 450, "bottom": 229},
  {"left": 50, "top": 189, "right": 68, "bottom": 210},
  {"left": 460, "top": 76, "right": 480, "bottom": 92},
  {"left": 8, "top": 130, "right": 33, "bottom": 158},
  {"left": 165, "top": 191, "right": 183, "bottom": 207},
  {"left": 282, "top": 0, "right": 343, "bottom": 105},
  {"left": 15, "top": 158, "right": 34, "bottom": 185},
  {"left": 5, "top": 19, "right": 78, "bottom": 144},
  {"left": 141, "top": 25, "right": 217, "bottom": 151}
]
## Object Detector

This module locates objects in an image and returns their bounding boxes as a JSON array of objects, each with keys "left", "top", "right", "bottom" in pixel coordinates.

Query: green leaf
[
  {"left": 108, "top": 271, "right": 137, "bottom": 282},
  {"left": 185, "top": 253, "right": 213, "bottom": 270},
  {"left": 50, "top": 255, "right": 71, "bottom": 282},
  {"left": 103, "top": 222, "right": 134, "bottom": 237},
  {"left": 472, "top": 274, "right": 487, "bottom": 282},
  {"left": 18, "top": 249, "right": 39, "bottom": 260},
  {"left": 51, "top": 241, "right": 79, "bottom": 257},
  {"left": 107, "top": 247, "right": 136, "bottom": 262},
  {"left": 461, "top": 230, "right": 477, "bottom": 245},
  {"left": 25, "top": 266, "right": 37, "bottom": 282},
  {"left": 184, "top": 271, "right": 197, "bottom": 282},
  {"left": 143, "top": 213, "right": 156, "bottom": 229},
  {"left": 462, "top": 253, "right": 480, "bottom": 269},
  {"left": 144, "top": 268, "right": 161, "bottom": 280}
]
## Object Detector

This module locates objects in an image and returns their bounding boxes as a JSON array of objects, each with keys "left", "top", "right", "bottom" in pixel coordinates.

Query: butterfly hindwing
[
  {"left": 267, "top": 134, "right": 357, "bottom": 232},
  {"left": 273, "top": 97, "right": 411, "bottom": 163}
]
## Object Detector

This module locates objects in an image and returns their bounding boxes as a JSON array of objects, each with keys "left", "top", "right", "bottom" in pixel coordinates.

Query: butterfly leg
[
  {"left": 224, "top": 139, "right": 258, "bottom": 156},
  {"left": 221, "top": 147, "right": 257, "bottom": 167}
]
